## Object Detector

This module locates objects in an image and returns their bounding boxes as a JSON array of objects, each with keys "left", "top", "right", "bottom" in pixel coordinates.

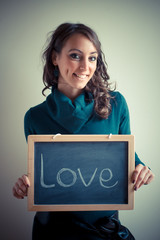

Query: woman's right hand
[{"left": 12, "top": 174, "right": 30, "bottom": 199}]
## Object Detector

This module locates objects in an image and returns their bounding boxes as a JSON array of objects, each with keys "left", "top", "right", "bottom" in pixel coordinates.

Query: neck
[{"left": 58, "top": 83, "right": 83, "bottom": 102}]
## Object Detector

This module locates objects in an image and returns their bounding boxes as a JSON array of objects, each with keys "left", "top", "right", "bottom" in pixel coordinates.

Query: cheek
[
  {"left": 66, "top": 61, "right": 78, "bottom": 74},
  {"left": 90, "top": 64, "right": 97, "bottom": 75},
  {"left": 58, "top": 60, "right": 73, "bottom": 75}
]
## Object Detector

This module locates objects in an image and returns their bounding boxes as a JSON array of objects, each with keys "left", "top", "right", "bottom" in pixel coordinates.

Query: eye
[
  {"left": 70, "top": 53, "right": 80, "bottom": 60},
  {"left": 89, "top": 56, "right": 97, "bottom": 62}
]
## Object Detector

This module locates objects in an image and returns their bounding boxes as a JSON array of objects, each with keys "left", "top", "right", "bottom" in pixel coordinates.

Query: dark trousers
[{"left": 32, "top": 212, "right": 135, "bottom": 240}]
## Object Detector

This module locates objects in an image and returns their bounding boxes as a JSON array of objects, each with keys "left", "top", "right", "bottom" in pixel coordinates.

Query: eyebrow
[{"left": 68, "top": 48, "right": 98, "bottom": 54}]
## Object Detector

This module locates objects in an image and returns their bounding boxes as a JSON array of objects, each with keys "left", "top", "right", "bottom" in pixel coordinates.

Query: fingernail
[
  {"left": 132, "top": 180, "right": 135, "bottom": 184},
  {"left": 27, "top": 184, "right": 29, "bottom": 188},
  {"left": 134, "top": 186, "right": 137, "bottom": 191}
]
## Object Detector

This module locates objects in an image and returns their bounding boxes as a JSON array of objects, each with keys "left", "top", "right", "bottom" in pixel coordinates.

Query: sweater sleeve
[
  {"left": 117, "top": 93, "right": 145, "bottom": 167},
  {"left": 24, "top": 109, "right": 35, "bottom": 142},
  {"left": 118, "top": 93, "right": 131, "bottom": 135}
]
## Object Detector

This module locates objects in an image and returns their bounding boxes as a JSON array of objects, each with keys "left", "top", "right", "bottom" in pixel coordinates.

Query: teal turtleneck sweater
[{"left": 24, "top": 88, "right": 144, "bottom": 225}]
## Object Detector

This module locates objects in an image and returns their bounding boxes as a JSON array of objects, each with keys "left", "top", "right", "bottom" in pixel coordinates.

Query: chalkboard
[{"left": 28, "top": 135, "right": 135, "bottom": 211}]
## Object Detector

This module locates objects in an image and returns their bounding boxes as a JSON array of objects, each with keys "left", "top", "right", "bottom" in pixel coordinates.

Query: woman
[{"left": 13, "top": 23, "right": 154, "bottom": 240}]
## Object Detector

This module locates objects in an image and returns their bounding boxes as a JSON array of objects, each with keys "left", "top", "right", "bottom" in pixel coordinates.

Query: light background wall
[{"left": 0, "top": 0, "right": 159, "bottom": 239}]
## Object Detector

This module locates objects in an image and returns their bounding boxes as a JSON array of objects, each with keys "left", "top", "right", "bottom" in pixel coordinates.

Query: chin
[{"left": 72, "top": 83, "right": 87, "bottom": 90}]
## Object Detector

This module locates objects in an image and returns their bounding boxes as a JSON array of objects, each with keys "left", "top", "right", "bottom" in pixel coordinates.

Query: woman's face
[{"left": 52, "top": 33, "right": 98, "bottom": 98}]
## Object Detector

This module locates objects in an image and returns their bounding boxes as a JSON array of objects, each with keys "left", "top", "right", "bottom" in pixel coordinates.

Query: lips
[{"left": 73, "top": 73, "right": 88, "bottom": 79}]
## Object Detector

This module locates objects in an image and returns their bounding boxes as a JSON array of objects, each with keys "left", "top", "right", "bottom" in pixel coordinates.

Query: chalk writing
[
  {"left": 77, "top": 168, "right": 97, "bottom": 187},
  {"left": 40, "top": 153, "right": 118, "bottom": 189},
  {"left": 40, "top": 153, "right": 55, "bottom": 188},
  {"left": 100, "top": 168, "right": 118, "bottom": 188},
  {"left": 57, "top": 168, "right": 77, "bottom": 187}
]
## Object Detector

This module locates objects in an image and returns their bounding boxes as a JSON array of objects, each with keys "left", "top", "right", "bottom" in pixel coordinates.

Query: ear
[{"left": 52, "top": 51, "right": 58, "bottom": 65}]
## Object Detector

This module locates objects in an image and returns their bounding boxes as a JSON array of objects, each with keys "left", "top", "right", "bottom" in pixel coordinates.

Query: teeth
[{"left": 75, "top": 74, "right": 87, "bottom": 79}]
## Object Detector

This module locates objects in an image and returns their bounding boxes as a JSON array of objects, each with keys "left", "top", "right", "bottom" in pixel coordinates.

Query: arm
[
  {"left": 13, "top": 110, "right": 33, "bottom": 199},
  {"left": 118, "top": 92, "right": 154, "bottom": 190}
]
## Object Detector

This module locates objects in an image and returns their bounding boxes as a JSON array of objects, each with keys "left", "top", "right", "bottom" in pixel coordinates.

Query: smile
[{"left": 73, "top": 73, "right": 88, "bottom": 79}]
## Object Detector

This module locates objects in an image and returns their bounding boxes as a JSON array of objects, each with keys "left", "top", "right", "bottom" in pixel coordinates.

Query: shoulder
[
  {"left": 110, "top": 91, "right": 125, "bottom": 100},
  {"left": 24, "top": 100, "right": 47, "bottom": 131},
  {"left": 24, "top": 100, "right": 47, "bottom": 139},
  {"left": 25, "top": 101, "right": 46, "bottom": 120},
  {"left": 110, "top": 91, "right": 128, "bottom": 106},
  {"left": 109, "top": 91, "right": 130, "bottom": 120}
]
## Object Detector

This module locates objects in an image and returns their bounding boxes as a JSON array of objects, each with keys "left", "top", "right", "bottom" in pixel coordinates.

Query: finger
[
  {"left": 12, "top": 174, "right": 30, "bottom": 199},
  {"left": 145, "top": 172, "right": 155, "bottom": 185},
  {"left": 12, "top": 186, "right": 24, "bottom": 199},
  {"left": 14, "top": 177, "right": 29, "bottom": 197},
  {"left": 22, "top": 174, "right": 30, "bottom": 187},
  {"left": 132, "top": 164, "right": 144, "bottom": 184},
  {"left": 139, "top": 174, "right": 154, "bottom": 189},
  {"left": 17, "top": 175, "right": 30, "bottom": 195},
  {"left": 134, "top": 166, "right": 149, "bottom": 190},
  {"left": 15, "top": 182, "right": 26, "bottom": 197},
  {"left": 139, "top": 173, "right": 149, "bottom": 188},
  {"left": 17, "top": 178, "right": 28, "bottom": 195}
]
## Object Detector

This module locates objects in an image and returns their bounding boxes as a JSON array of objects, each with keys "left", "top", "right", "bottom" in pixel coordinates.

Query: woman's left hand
[{"left": 132, "top": 164, "right": 154, "bottom": 191}]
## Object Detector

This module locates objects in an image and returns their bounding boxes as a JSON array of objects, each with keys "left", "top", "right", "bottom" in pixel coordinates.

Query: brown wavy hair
[{"left": 42, "top": 22, "right": 115, "bottom": 119}]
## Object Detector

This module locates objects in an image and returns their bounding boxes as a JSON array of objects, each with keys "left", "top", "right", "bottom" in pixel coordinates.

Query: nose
[{"left": 79, "top": 59, "right": 88, "bottom": 71}]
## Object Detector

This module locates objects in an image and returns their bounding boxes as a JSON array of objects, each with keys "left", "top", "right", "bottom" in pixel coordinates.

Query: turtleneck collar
[{"left": 46, "top": 87, "right": 94, "bottom": 133}]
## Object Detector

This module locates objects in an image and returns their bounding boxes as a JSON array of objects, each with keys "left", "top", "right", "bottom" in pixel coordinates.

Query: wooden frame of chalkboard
[{"left": 28, "top": 134, "right": 135, "bottom": 211}]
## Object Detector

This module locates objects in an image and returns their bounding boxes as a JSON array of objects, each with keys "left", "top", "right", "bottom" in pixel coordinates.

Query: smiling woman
[{"left": 12, "top": 22, "right": 154, "bottom": 240}]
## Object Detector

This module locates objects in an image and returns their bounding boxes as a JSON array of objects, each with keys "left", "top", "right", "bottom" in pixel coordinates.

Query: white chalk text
[{"left": 40, "top": 153, "right": 118, "bottom": 189}]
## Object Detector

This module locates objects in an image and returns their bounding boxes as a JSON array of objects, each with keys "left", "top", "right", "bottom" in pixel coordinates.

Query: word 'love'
[{"left": 40, "top": 154, "right": 118, "bottom": 189}]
